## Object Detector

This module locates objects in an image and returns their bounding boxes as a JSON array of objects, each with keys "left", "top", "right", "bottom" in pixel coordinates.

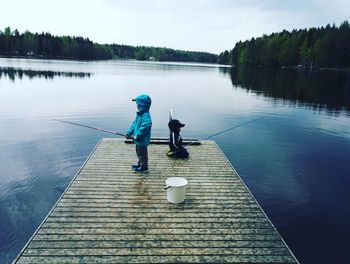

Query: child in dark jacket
[
  {"left": 167, "top": 119, "right": 189, "bottom": 159},
  {"left": 125, "top": 94, "right": 152, "bottom": 173}
]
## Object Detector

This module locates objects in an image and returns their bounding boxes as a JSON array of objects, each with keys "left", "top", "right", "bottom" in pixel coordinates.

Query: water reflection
[
  {"left": 224, "top": 67, "right": 350, "bottom": 115},
  {"left": 1, "top": 59, "right": 350, "bottom": 264},
  {"left": 0, "top": 67, "right": 91, "bottom": 81}
]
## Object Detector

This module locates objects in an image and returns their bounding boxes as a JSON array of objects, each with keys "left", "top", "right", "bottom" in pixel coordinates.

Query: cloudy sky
[{"left": 1, "top": 0, "right": 349, "bottom": 54}]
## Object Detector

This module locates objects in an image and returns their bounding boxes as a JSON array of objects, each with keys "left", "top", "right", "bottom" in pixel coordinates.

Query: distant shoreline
[
  {"left": 281, "top": 65, "right": 350, "bottom": 72},
  {"left": 1, "top": 55, "right": 349, "bottom": 71},
  {"left": 232, "top": 64, "right": 350, "bottom": 72},
  {"left": 0, "top": 55, "right": 226, "bottom": 66}
]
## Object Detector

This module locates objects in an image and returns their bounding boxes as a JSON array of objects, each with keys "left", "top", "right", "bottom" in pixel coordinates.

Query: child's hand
[{"left": 125, "top": 134, "right": 132, "bottom": 139}]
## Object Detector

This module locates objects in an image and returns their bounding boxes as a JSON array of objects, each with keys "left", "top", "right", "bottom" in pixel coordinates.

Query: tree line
[
  {"left": 0, "top": 27, "right": 217, "bottom": 63},
  {"left": 0, "top": 27, "right": 113, "bottom": 60},
  {"left": 111, "top": 44, "right": 217, "bottom": 63},
  {"left": 3, "top": 22, "right": 349, "bottom": 67},
  {"left": 218, "top": 21, "right": 350, "bottom": 68}
]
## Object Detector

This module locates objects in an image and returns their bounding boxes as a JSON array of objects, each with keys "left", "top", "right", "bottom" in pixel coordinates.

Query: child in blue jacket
[{"left": 125, "top": 94, "right": 152, "bottom": 173}]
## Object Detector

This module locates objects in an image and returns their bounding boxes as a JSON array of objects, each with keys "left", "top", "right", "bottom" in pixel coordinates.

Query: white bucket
[{"left": 165, "top": 177, "right": 188, "bottom": 204}]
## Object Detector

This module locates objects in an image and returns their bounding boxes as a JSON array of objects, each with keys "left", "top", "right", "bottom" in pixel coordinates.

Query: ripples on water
[{"left": 0, "top": 58, "right": 349, "bottom": 263}]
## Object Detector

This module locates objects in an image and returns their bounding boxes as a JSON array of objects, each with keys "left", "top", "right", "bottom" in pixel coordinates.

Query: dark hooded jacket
[{"left": 168, "top": 120, "right": 189, "bottom": 158}]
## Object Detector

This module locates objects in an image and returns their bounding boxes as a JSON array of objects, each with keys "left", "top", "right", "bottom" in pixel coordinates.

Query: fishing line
[
  {"left": 186, "top": 108, "right": 289, "bottom": 146},
  {"left": 52, "top": 119, "right": 126, "bottom": 137}
]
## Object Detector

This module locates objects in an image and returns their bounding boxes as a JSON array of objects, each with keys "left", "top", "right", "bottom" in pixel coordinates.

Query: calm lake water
[{"left": 0, "top": 58, "right": 350, "bottom": 264}]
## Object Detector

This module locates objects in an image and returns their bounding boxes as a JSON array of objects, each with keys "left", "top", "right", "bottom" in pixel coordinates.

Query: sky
[{"left": 1, "top": 0, "right": 349, "bottom": 54}]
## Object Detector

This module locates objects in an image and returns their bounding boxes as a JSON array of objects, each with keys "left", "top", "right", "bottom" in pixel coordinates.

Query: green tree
[
  {"left": 227, "top": 21, "right": 350, "bottom": 68},
  {"left": 22, "top": 31, "right": 38, "bottom": 55},
  {"left": 218, "top": 50, "right": 230, "bottom": 64},
  {"left": 4, "top": 26, "right": 11, "bottom": 36}
]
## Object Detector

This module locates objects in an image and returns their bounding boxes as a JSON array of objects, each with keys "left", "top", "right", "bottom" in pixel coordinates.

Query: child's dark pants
[{"left": 136, "top": 145, "right": 148, "bottom": 169}]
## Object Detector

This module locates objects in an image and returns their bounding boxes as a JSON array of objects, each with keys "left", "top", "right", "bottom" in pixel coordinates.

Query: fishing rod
[
  {"left": 54, "top": 107, "right": 288, "bottom": 142},
  {"left": 52, "top": 119, "right": 126, "bottom": 137},
  {"left": 186, "top": 108, "right": 289, "bottom": 146}
]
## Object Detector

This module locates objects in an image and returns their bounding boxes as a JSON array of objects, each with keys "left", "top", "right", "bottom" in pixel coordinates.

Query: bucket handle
[{"left": 164, "top": 186, "right": 171, "bottom": 190}]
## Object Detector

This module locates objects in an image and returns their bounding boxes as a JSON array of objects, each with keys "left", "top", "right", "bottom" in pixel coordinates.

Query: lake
[{"left": 0, "top": 58, "right": 350, "bottom": 264}]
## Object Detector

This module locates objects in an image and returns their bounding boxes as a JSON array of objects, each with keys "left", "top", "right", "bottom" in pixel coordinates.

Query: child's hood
[
  {"left": 134, "top": 94, "right": 152, "bottom": 112},
  {"left": 168, "top": 119, "right": 185, "bottom": 132}
]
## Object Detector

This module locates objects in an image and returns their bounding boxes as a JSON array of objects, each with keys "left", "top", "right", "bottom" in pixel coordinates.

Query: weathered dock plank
[{"left": 14, "top": 138, "right": 298, "bottom": 263}]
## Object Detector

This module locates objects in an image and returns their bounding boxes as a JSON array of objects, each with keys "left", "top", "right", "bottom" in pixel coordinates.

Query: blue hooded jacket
[{"left": 126, "top": 94, "right": 152, "bottom": 147}]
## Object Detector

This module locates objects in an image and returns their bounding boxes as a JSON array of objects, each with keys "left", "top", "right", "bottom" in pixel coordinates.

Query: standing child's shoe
[
  {"left": 134, "top": 167, "right": 149, "bottom": 173},
  {"left": 131, "top": 164, "right": 139, "bottom": 170}
]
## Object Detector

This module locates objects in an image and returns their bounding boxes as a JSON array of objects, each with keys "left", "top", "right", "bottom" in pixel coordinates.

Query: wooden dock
[{"left": 14, "top": 138, "right": 298, "bottom": 263}]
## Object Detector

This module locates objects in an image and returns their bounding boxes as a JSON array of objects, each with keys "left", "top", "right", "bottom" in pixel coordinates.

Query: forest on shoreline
[
  {"left": 0, "top": 27, "right": 112, "bottom": 60},
  {"left": 218, "top": 21, "right": 350, "bottom": 69},
  {"left": 1, "top": 21, "right": 350, "bottom": 68},
  {"left": 0, "top": 27, "right": 217, "bottom": 63}
]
